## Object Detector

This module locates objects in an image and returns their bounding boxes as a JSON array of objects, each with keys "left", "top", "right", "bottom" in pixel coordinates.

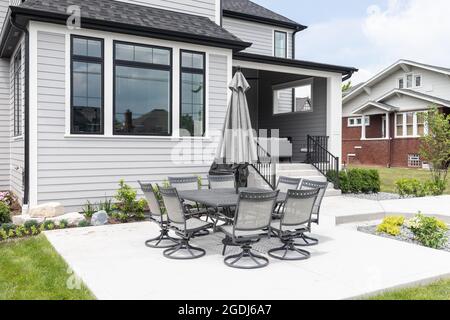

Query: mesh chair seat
[
  {"left": 171, "top": 218, "right": 212, "bottom": 232},
  {"left": 150, "top": 214, "right": 168, "bottom": 223},
  {"left": 220, "top": 225, "right": 267, "bottom": 239},
  {"left": 271, "top": 221, "right": 308, "bottom": 233}
]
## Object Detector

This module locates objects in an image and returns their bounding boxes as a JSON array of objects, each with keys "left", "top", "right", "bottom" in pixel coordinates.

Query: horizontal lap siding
[
  {"left": 36, "top": 31, "right": 228, "bottom": 211},
  {"left": 222, "top": 17, "right": 293, "bottom": 58},
  {"left": 115, "top": 0, "right": 217, "bottom": 21},
  {"left": 0, "top": 0, "right": 9, "bottom": 190}
]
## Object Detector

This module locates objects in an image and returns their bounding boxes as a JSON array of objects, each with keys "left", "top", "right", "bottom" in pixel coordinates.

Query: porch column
[
  {"left": 361, "top": 115, "right": 366, "bottom": 140},
  {"left": 326, "top": 75, "right": 342, "bottom": 166},
  {"left": 385, "top": 112, "right": 390, "bottom": 139}
]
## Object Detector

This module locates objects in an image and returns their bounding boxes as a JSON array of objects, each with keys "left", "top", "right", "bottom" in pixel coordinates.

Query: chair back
[
  {"left": 276, "top": 176, "right": 302, "bottom": 194},
  {"left": 138, "top": 181, "right": 162, "bottom": 216},
  {"left": 158, "top": 187, "right": 186, "bottom": 225},
  {"left": 281, "top": 189, "right": 319, "bottom": 228},
  {"left": 208, "top": 175, "right": 235, "bottom": 190},
  {"left": 233, "top": 190, "right": 279, "bottom": 234},
  {"left": 168, "top": 176, "right": 199, "bottom": 191},
  {"left": 300, "top": 179, "right": 328, "bottom": 215}
]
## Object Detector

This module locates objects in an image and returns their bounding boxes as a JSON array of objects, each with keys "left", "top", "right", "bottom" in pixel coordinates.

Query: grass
[
  {"left": 350, "top": 166, "right": 450, "bottom": 195},
  {"left": 0, "top": 235, "right": 95, "bottom": 300},
  {"left": 370, "top": 279, "right": 450, "bottom": 300}
]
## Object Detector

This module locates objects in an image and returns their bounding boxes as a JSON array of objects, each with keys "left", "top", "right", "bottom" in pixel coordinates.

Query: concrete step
[
  {"left": 276, "top": 163, "right": 315, "bottom": 171},
  {"left": 277, "top": 169, "right": 323, "bottom": 177},
  {"left": 325, "top": 188, "right": 342, "bottom": 197}
]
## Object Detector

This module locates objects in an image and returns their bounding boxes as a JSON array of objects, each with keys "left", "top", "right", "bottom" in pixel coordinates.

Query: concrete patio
[{"left": 45, "top": 196, "right": 450, "bottom": 300}]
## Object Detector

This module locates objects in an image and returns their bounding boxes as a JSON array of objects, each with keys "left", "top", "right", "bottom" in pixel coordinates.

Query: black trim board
[
  {"left": 233, "top": 52, "right": 358, "bottom": 76},
  {"left": 223, "top": 10, "right": 307, "bottom": 31}
]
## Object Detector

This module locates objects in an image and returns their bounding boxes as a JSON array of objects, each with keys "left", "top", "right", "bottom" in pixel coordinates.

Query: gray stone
[
  {"left": 12, "top": 215, "right": 45, "bottom": 225},
  {"left": 47, "top": 212, "right": 86, "bottom": 227},
  {"left": 91, "top": 210, "right": 109, "bottom": 226}
]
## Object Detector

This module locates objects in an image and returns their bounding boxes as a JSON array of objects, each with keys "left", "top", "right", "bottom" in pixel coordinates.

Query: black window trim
[
  {"left": 274, "top": 30, "right": 288, "bottom": 59},
  {"left": 70, "top": 34, "right": 105, "bottom": 135},
  {"left": 13, "top": 48, "right": 22, "bottom": 137},
  {"left": 113, "top": 40, "right": 173, "bottom": 137},
  {"left": 180, "top": 49, "right": 206, "bottom": 137}
]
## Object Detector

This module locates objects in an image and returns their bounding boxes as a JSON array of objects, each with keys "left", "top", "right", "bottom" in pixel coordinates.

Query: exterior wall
[
  {"left": 30, "top": 22, "right": 231, "bottom": 211},
  {"left": 114, "top": 0, "right": 219, "bottom": 23},
  {"left": 343, "top": 65, "right": 450, "bottom": 116},
  {"left": 222, "top": 17, "right": 293, "bottom": 58}
]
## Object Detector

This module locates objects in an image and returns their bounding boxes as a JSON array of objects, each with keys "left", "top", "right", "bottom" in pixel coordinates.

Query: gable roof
[
  {"left": 343, "top": 60, "right": 450, "bottom": 102},
  {"left": 378, "top": 89, "right": 450, "bottom": 108},
  {"left": 352, "top": 101, "right": 399, "bottom": 115},
  {"left": 2, "top": 0, "right": 251, "bottom": 57},
  {"left": 222, "top": 0, "right": 307, "bottom": 31}
]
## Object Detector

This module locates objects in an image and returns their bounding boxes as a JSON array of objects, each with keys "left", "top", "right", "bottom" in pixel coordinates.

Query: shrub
[
  {"left": 59, "top": 219, "right": 69, "bottom": 229},
  {"left": 0, "top": 201, "right": 11, "bottom": 224},
  {"left": 82, "top": 201, "right": 97, "bottom": 219},
  {"left": 41, "top": 220, "right": 55, "bottom": 231},
  {"left": 407, "top": 214, "right": 448, "bottom": 249},
  {"left": 98, "top": 198, "right": 114, "bottom": 215},
  {"left": 114, "top": 179, "right": 148, "bottom": 220},
  {"left": 395, "top": 178, "right": 426, "bottom": 197},
  {"left": 78, "top": 220, "right": 90, "bottom": 228},
  {"left": 423, "top": 180, "right": 447, "bottom": 196},
  {"left": 30, "top": 225, "right": 40, "bottom": 236},
  {"left": 0, "top": 228, "right": 8, "bottom": 240},
  {"left": 339, "top": 169, "right": 380, "bottom": 194},
  {"left": 24, "top": 220, "right": 40, "bottom": 230},
  {"left": 376, "top": 215, "right": 405, "bottom": 236},
  {"left": 14, "top": 225, "right": 27, "bottom": 237}
]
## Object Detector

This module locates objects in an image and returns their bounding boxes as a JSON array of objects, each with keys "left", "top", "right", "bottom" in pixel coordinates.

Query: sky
[{"left": 252, "top": 0, "right": 450, "bottom": 84}]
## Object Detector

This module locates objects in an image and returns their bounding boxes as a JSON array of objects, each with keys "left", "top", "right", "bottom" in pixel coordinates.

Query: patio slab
[{"left": 45, "top": 221, "right": 450, "bottom": 300}]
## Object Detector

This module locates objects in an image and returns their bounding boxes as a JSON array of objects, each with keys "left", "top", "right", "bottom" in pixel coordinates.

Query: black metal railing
[
  {"left": 252, "top": 141, "right": 277, "bottom": 188},
  {"left": 306, "top": 135, "right": 340, "bottom": 189}
]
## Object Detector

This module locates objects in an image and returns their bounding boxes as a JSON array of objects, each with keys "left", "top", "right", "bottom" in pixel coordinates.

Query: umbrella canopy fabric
[{"left": 215, "top": 71, "right": 258, "bottom": 164}]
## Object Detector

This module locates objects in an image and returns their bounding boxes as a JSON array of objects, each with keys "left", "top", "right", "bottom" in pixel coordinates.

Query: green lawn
[
  {"left": 370, "top": 279, "right": 450, "bottom": 300},
  {"left": 350, "top": 166, "right": 450, "bottom": 194},
  {"left": 0, "top": 235, "right": 95, "bottom": 300}
]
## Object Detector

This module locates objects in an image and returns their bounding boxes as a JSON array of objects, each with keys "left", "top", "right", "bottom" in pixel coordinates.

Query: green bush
[
  {"left": 396, "top": 179, "right": 447, "bottom": 197},
  {"left": 82, "top": 201, "right": 97, "bottom": 219},
  {"left": 339, "top": 169, "right": 380, "bottom": 194},
  {"left": 114, "top": 179, "right": 148, "bottom": 220},
  {"left": 78, "top": 220, "right": 90, "bottom": 228},
  {"left": 98, "top": 198, "right": 114, "bottom": 215},
  {"left": 377, "top": 216, "right": 405, "bottom": 236},
  {"left": 41, "top": 220, "right": 55, "bottom": 231},
  {"left": 0, "top": 201, "right": 11, "bottom": 224},
  {"left": 406, "top": 214, "right": 448, "bottom": 249},
  {"left": 1, "top": 223, "right": 16, "bottom": 233},
  {"left": 24, "top": 220, "right": 40, "bottom": 230},
  {"left": 59, "top": 219, "right": 69, "bottom": 229}
]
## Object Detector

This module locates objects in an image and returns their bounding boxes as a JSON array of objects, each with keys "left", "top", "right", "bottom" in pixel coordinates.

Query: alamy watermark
[{"left": 66, "top": 5, "right": 81, "bottom": 30}]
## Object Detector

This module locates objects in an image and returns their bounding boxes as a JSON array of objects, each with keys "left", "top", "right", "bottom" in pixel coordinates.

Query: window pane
[
  {"left": 274, "top": 32, "right": 287, "bottom": 58},
  {"left": 407, "top": 74, "right": 413, "bottom": 88},
  {"left": 181, "top": 52, "right": 204, "bottom": 69},
  {"left": 181, "top": 72, "right": 204, "bottom": 136},
  {"left": 116, "top": 43, "right": 134, "bottom": 61},
  {"left": 415, "top": 76, "right": 421, "bottom": 87},
  {"left": 114, "top": 66, "right": 170, "bottom": 135},
  {"left": 87, "top": 39, "right": 102, "bottom": 58},
  {"left": 399, "top": 78, "right": 404, "bottom": 89},
  {"left": 294, "top": 84, "right": 312, "bottom": 112},
  {"left": 72, "top": 61, "right": 102, "bottom": 134},
  {"left": 134, "top": 45, "right": 153, "bottom": 64},
  {"left": 153, "top": 49, "right": 170, "bottom": 65},
  {"left": 73, "top": 38, "right": 87, "bottom": 56},
  {"left": 73, "top": 38, "right": 102, "bottom": 58}
]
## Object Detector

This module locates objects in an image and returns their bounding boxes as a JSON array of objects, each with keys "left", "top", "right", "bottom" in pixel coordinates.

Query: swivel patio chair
[
  {"left": 268, "top": 189, "right": 319, "bottom": 260},
  {"left": 220, "top": 189, "right": 279, "bottom": 269},
  {"left": 208, "top": 174, "right": 236, "bottom": 190},
  {"left": 297, "top": 179, "right": 328, "bottom": 246},
  {"left": 138, "top": 181, "right": 179, "bottom": 249},
  {"left": 273, "top": 176, "right": 302, "bottom": 216},
  {"left": 158, "top": 187, "right": 213, "bottom": 260}
]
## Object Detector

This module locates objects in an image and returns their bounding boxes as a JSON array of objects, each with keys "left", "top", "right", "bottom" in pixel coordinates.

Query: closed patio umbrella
[{"left": 213, "top": 70, "right": 258, "bottom": 186}]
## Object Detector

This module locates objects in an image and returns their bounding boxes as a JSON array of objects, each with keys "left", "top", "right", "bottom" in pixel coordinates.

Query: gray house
[{"left": 0, "top": 0, "right": 356, "bottom": 212}]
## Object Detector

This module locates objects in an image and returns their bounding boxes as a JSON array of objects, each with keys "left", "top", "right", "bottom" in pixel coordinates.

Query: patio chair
[
  {"left": 220, "top": 189, "right": 279, "bottom": 269},
  {"left": 138, "top": 181, "right": 179, "bottom": 249},
  {"left": 168, "top": 176, "right": 209, "bottom": 221},
  {"left": 208, "top": 174, "right": 235, "bottom": 190},
  {"left": 273, "top": 176, "right": 302, "bottom": 216},
  {"left": 297, "top": 179, "right": 328, "bottom": 246},
  {"left": 158, "top": 186, "right": 213, "bottom": 260},
  {"left": 268, "top": 189, "right": 320, "bottom": 260}
]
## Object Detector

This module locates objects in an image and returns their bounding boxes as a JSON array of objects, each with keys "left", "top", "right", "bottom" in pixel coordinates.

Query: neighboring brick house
[{"left": 342, "top": 60, "right": 450, "bottom": 168}]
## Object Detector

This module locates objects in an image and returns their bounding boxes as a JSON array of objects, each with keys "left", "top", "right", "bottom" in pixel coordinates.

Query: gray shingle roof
[
  {"left": 222, "top": 0, "right": 306, "bottom": 30},
  {"left": 14, "top": 0, "right": 250, "bottom": 49}
]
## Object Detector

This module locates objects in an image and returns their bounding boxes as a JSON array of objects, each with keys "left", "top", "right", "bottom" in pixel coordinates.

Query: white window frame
[
  {"left": 348, "top": 116, "right": 370, "bottom": 127},
  {"left": 398, "top": 77, "right": 404, "bottom": 89},
  {"left": 398, "top": 73, "right": 422, "bottom": 89},
  {"left": 394, "top": 111, "right": 429, "bottom": 138},
  {"left": 414, "top": 74, "right": 422, "bottom": 88}
]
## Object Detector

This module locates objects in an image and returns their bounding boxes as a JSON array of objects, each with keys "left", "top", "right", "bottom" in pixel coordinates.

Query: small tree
[
  {"left": 342, "top": 81, "right": 352, "bottom": 93},
  {"left": 419, "top": 107, "right": 450, "bottom": 193}
]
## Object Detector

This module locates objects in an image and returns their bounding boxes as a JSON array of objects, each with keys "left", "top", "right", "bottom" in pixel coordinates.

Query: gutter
[
  {"left": 9, "top": 12, "right": 30, "bottom": 206},
  {"left": 223, "top": 10, "right": 307, "bottom": 31}
]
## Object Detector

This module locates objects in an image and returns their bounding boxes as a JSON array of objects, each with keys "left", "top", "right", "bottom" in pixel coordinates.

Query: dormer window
[
  {"left": 406, "top": 74, "right": 413, "bottom": 88},
  {"left": 398, "top": 74, "right": 422, "bottom": 89},
  {"left": 274, "top": 31, "right": 287, "bottom": 58},
  {"left": 398, "top": 78, "right": 404, "bottom": 89},
  {"left": 415, "top": 75, "right": 422, "bottom": 87}
]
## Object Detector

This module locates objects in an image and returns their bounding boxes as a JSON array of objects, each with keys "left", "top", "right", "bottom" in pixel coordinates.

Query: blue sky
[{"left": 252, "top": 0, "right": 450, "bottom": 84}]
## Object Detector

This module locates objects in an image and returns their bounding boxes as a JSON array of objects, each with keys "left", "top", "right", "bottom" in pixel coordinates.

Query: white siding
[
  {"left": 382, "top": 94, "right": 437, "bottom": 111},
  {"left": 114, "top": 0, "right": 218, "bottom": 22},
  {"left": 343, "top": 65, "right": 450, "bottom": 116},
  {"left": 222, "top": 17, "right": 293, "bottom": 58},
  {"left": 35, "top": 30, "right": 229, "bottom": 211}
]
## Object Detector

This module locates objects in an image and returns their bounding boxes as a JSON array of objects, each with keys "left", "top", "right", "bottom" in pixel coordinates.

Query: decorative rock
[
  {"left": 91, "top": 211, "right": 109, "bottom": 226},
  {"left": 29, "top": 202, "right": 65, "bottom": 218},
  {"left": 47, "top": 212, "right": 86, "bottom": 227},
  {"left": 12, "top": 215, "right": 45, "bottom": 225}
]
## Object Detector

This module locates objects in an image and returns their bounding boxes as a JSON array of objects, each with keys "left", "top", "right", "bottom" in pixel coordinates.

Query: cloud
[{"left": 295, "top": 0, "right": 450, "bottom": 83}]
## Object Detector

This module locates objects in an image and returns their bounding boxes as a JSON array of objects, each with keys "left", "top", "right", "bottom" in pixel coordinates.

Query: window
[
  {"left": 395, "top": 112, "right": 428, "bottom": 137},
  {"left": 399, "top": 74, "right": 422, "bottom": 89},
  {"left": 398, "top": 78, "right": 404, "bottom": 89},
  {"left": 415, "top": 75, "right": 422, "bottom": 87},
  {"left": 273, "top": 79, "right": 313, "bottom": 115},
  {"left": 274, "top": 31, "right": 287, "bottom": 58},
  {"left": 13, "top": 49, "right": 22, "bottom": 137},
  {"left": 113, "top": 42, "right": 172, "bottom": 136},
  {"left": 71, "top": 36, "right": 104, "bottom": 134},
  {"left": 408, "top": 154, "right": 421, "bottom": 168},
  {"left": 348, "top": 117, "right": 370, "bottom": 127},
  {"left": 406, "top": 74, "right": 413, "bottom": 88},
  {"left": 180, "top": 51, "right": 205, "bottom": 137}
]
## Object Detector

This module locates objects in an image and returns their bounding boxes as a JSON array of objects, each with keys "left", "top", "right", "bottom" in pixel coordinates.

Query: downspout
[
  {"left": 342, "top": 71, "right": 354, "bottom": 82},
  {"left": 10, "top": 14, "right": 30, "bottom": 207}
]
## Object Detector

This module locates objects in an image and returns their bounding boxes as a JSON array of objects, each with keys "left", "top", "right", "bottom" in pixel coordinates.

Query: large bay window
[
  {"left": 71, "top": 36, "right": 104, "bottom": 134},
  {"left": 395, "top": 111, "right": 428, "bottom": 137},
  {"left": 180, "top": 50, "right": 205, "bottom": 137},
  {"left": 113, "top": 42, "right": 172, "bottom": 136}
]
